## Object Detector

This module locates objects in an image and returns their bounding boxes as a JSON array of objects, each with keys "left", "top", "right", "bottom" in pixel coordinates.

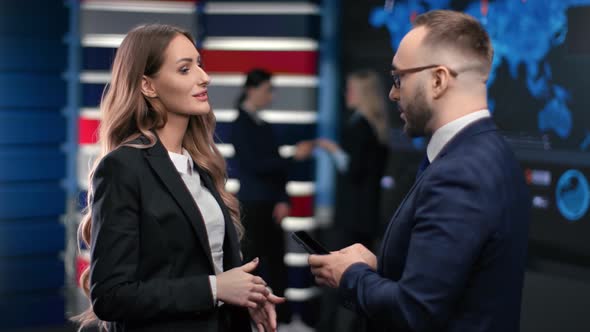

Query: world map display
[{"left": 370, "top": 0, "right": 590, "bottom": 152}]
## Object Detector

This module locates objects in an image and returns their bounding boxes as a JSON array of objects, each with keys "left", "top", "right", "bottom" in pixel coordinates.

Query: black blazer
[
  {"left": 230, "top": 108, "right": 290, "bottom": 203},
  {"left": 334, "top": 114, "right": 387, "bottom": 236},
  {"left": 89, "top": 136, "right": 251, "bottom": 332}
]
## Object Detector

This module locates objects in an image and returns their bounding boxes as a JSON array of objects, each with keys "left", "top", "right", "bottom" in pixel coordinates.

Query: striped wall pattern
[
  {"left": 0, "top": 1, "right": 69, "bottom": 328},
  {"left": 200, "top": 1, "right": 321, "bottom": 313},
  {"left": 74, "top": 0, "right": 321, "bottom": 316}
]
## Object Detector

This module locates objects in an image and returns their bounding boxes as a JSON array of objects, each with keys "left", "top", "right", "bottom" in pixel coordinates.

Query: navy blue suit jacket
[
  {"left": 230, "top": 108, "right": 290, "bottom": 203},
  {"left": 339, "top": 118, "right": 530, "bottom": 332}
]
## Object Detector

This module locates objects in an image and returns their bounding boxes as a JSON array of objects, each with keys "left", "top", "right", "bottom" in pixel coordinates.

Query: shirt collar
[
  {"left": 168, "top": 148, "right": 194, "bottom": 175},
  {"left": 426, "top": 109, "right": 490, "bottom": 162}
]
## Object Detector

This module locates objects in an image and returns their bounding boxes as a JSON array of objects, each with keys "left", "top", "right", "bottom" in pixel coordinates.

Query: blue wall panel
[
  {"left": 0, "top": 219, "right": 65, "bottom": 257},
  {"left": 0, "top": 148, "right": 66, "bottom": 182},
  {"left": 215, "top": 123, "right": 316, "bottom": 146},
  {"left": 0, "top": 292, "right": 66, "bottom": 329},
  {"left": 0, "top": 257, "right": 64, "bottom": 293},
  {"left": 0, "top": 74, "right": 66, "bottom": 108},
  {"left": 0, "top": 112, "right": 66, "bottom": 144},
  {"left": 0, "top": 183, "right": 66, "bottom": 219},
  {"left": 205, "top": 14, "right": 319, "bottom": 38},
  {"left": 0, "top": 37, "right": 67, "bottom": 72},
  {"left": 0, "top": 2, "right": 68, "bottom": 37},
  {"left": 83, "top": 47, "right": 117, "bottom": 70},
  {"left": 0, "top": 0, "right": 69, "bottom": 328},
  {"left": 82, "top": 83, "right": 105, "bottom": 107}
]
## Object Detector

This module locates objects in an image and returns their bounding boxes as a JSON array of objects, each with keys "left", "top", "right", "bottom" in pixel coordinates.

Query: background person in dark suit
[
  {"left": 230, "top": 69, "right": 315, "bottom": 324},
  {"left": 73, "top": 25, "right": 282, "bottom": 332},
  {"left": 309, "top": 10, "right": 530, "bottom": 332},
  {"left": 313, "top": 69, "right": 389, "bottom": 332}
]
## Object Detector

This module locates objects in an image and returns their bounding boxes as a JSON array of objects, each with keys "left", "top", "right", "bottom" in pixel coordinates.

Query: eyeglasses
[{"left": 390, "top": 64, "right": 459, "bottom": 89}]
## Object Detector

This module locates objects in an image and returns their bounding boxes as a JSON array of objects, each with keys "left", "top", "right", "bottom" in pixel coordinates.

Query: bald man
[{"left": 309, "top": 10, "right": 530, "bottom": 332}]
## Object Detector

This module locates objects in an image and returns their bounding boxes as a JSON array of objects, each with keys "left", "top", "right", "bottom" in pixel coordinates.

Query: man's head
[{"left": 390, "top": 10, "right": 493, "bottom": 137}]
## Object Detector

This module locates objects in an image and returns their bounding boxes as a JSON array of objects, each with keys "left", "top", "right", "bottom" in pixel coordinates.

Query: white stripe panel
[
  {"left": 225, "top": 180, "right": 314, "bottom": 196},
  {"left": 203, "top": 37, "right": 318, "bottom": 51},
  {"left": 225, "top": 178, "right": 240, "bottom": 194},
  {"left": 77, "top": 144, "right": 314, "bottom": 196},
  {"left": 79, "top": 71, "right": 318, "bottom": 88},
  {"left": 217, "top": 144, "right": 295, "bottom": 158},
  {"left": 80, "top": 108, "right": 316, "bottom": 124},
  {"left": 286, "top": 181, "right": 315, "bottom": 196},
  {"left": 281, "top": 217, "right": 316, "bottom": 232},
  {"left": 82, "top": 1, "right": 195, "bottom": 14},
  {"left": 205, "top": 2, "right": 320, "bottom": 15},
  {"left": 80, "top": 71, "right": 111, "bottom": 84},
  {"left": 285, "top": 287, "right": 320, "bottom": 302},
  {"left": 211, "top": 74, "right": 318, "bottom": 88},
  {"left": 214, "top": 109, "right": 317, "bottom": 124},
  {"left": 82, "top": 34, "right": 125, "bottom": 48},
  {"left": 284, "top": 252, "right": 309, "bottom": 267}
]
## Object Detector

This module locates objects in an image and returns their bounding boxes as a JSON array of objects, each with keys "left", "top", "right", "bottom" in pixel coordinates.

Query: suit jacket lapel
[
  {"left": 143, "top": 139, "right": 216, "bottom": 272},
  {"left": 197, "top": 167, "right": 242, "bottom": 269},
  {"left": 378, "top": 118, "right": 498, "bottom": 271}
]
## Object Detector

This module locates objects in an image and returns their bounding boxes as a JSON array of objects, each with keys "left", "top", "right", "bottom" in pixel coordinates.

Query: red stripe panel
[
  {"left": 79, "top": 117, "right": 100, "bottom": 144},
  {"left": 290, "top": 195, "right": 314, "bottom": 217},
  {"left": 201, "top": 50, "right": 317, "bottom": 75},
  {"left": 75, "top": 254, "right": 90, "bottom": 287}
]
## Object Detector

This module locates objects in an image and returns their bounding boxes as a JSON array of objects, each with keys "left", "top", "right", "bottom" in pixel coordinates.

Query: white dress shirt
[
  {"left": 168, "top": 148, "right": 225, "bottom": 304},
  {"left": 426, "top": 109, "right": 491, "bottom": 162}
]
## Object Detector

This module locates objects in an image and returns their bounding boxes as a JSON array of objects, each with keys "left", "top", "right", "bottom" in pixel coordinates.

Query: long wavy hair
[
  {"left": 72, "top": 24, "right": 242, "bottom": 331},
  {"left": 348, "top": 70, "right": 390, "bottom": 145}
]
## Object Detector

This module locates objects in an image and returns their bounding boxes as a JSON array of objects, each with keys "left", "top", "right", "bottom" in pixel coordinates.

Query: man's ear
[
  {"left": 431, "top": 67, "right": 450, "bottom": 99},
  {"left": 141, "top": 75, "right": 158, "bottom": 98}
]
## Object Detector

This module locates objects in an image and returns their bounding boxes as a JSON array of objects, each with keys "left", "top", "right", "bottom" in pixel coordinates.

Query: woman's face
[
  {"left": 146, "top": 34, "right": 211, "bottom": 116},
  {"left": 247, "top": 80, "right": 273, "bottom": 110}
]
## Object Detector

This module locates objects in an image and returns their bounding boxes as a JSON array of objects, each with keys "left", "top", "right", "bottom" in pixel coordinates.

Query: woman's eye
[{"left": 180, "top": 66, "right": 189, "bottom": 74}]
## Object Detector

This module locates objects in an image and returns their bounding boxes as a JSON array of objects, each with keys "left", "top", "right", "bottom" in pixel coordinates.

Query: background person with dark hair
[{"left": 230, "top": 68, "right": 315, "bottom": 325}]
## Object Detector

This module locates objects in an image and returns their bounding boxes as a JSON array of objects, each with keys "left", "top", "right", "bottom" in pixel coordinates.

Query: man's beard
[{"left": 400, "top": 85, "right": 432, "bottom": 138}]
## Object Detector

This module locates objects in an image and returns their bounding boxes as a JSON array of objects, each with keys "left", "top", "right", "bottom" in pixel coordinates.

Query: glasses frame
[{"left": 390, "top": 64, "right": 459, "bottom": 89}]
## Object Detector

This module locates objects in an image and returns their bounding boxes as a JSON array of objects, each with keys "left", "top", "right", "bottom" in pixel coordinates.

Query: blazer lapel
[
  {"left": 378, "top": 118, "right": 498, "bottom": 270},
  {"left": 143, "top": 139, "right": 215, "bottom": 272},
  {"left": 197, "top": 167, "right": 243, "bottom": 269}
]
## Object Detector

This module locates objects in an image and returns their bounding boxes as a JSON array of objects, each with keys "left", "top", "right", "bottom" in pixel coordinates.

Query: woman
[
  {"left": 230, "top": 69, "right": 314, "bottom": 324},
  {"left": 74, "top": 25, "right": 282, "bottom": 332},
  {"left": 315, "top": 70, "right": 390, "bottom": 332}
]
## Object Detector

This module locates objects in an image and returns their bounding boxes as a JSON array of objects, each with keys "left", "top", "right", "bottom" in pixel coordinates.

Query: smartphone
[{"left": 291, "top": 231, "right": 330, "bottom": 255}]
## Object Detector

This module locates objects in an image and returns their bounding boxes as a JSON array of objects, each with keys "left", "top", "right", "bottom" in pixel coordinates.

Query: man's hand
[
  {"left": 340, "top": 243, "right": 377, "bottom": 270},
  {"left": 272, "top": 202, "right": 290, "bottom": 224},
  {"left": 308, "top": 244, "right": 373, "bottom": 288},
  {"left": 248, "top": 293, "right": 286, "bottom": 332}
]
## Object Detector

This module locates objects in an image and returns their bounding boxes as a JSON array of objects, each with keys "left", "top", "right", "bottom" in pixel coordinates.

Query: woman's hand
[
  {"left": 216, "top": 258, "right": 269, "bottom": 308},
  {"left": 316, "top": 138, "right": 340, "bottom": 153},
  {"left": 248, "top": 293, "right": 286, "bottom": 332}
]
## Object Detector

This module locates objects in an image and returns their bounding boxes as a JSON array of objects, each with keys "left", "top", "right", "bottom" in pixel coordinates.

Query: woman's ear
[{"left": 141, "top": 75, "right": 158, "bottom": 98}]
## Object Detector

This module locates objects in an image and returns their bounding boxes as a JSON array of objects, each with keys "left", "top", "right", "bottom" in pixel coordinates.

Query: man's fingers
[
  {"left": 256, "top": 323, "right": 264, "bottom": 332},
  {"left": 315, "top": 276, "right": 329, "bottom": 287},
  {"left": 307, "top": 254, "right": 324, "bottom": 267}
]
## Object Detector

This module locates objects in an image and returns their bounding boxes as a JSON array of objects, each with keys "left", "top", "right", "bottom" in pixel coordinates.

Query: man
[{"left": 309, "top": 10, "right": 530, "bottom": 332}]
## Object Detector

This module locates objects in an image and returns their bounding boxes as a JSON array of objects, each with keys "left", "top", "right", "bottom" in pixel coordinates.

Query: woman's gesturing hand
[{"left": 216, "top": 258, "right": 270, "bottom": 308}]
